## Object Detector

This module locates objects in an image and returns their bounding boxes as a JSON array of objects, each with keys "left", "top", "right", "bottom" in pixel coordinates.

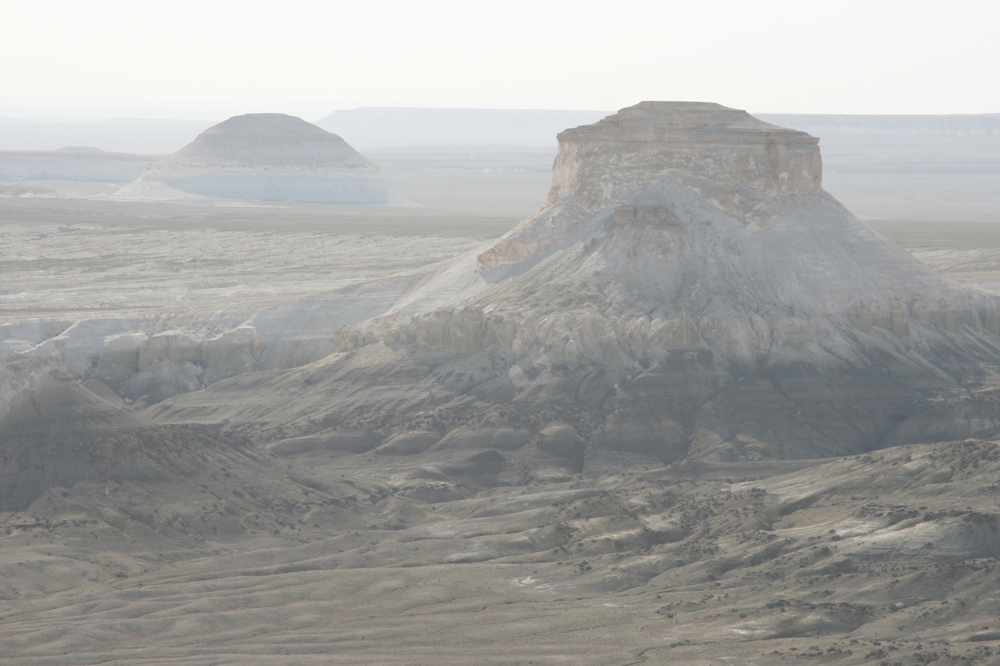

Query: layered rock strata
[
  {"left": 547, "top": 101, "right": 822, "bottom": 211},
  {"left": 113, "top": 113, "right": 389, "bottom": 203}
]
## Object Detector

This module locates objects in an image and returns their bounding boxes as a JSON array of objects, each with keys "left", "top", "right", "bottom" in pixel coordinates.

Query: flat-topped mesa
[
  {"left": 149, "top": 113, "right": 374, "bottom": 171},
  {"left": 548, "top": 102, "right": 822, "bottom": 210},
  {"left": 116, "top": 113, "right": 390, "bottom": 203}
]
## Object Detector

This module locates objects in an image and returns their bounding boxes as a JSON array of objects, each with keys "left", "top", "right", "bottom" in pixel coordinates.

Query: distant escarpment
[
  {"left": 113, "top": 113, "right": 389, "bottom": 203},
  {"left": 0, "top": 147, "right": 156, "bottom": 182}
]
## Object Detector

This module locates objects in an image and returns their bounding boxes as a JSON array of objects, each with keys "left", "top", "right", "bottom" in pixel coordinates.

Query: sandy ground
[
  {"left": 0, "top": 221, "right": 483, "bottom": 321},
  {"left": 0, "top": 169, "right": 534, "bottom": 324},
  {"left": 826, "top": 173, "right": 1000, "bottom": 226},
  {"left": 0, "top": 433, "right": 998, "bottom": 665}
]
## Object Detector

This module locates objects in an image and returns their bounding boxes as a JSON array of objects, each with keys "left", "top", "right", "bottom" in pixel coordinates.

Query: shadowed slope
[{"left": 0, "top": 360, "right": 337, "bottom": 512}]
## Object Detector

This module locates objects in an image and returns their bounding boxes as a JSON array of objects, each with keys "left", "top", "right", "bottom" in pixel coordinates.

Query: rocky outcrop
[
  {"left": 7, "top": 321, "right": 268, "bottom": 404},
  {"left": 548, "top": 101, "right": 821, "bottom": 213},
  {"left": 113, "top": 114, "right": 389, "bottom": 203}
]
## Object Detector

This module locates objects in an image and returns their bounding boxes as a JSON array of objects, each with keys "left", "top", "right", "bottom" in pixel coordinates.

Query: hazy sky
[{"left": 1, "top": 0, "right": 998, "bottom": 120}]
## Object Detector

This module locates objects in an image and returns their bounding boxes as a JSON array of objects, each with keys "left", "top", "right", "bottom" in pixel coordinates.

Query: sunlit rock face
[
  {"left": 114, "top": 113, "right": 388, "bottom": 203},
  {"left": 547, "top": 101, "right": 823, "bottom": 210}
]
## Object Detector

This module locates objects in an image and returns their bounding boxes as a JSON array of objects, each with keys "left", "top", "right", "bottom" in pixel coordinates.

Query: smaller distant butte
[{"left": 113, "top": 113, "right": 389, "bottom": 203}]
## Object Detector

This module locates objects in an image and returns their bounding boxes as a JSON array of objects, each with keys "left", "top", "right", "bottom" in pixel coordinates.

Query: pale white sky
[{"left": 1, "top": 0, "right": 998, "bottom": 120}]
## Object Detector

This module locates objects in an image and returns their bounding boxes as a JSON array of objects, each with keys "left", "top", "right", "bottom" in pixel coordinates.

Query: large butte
[{"left": 171, "top": 101, "right": 1000, "bottom": 465}]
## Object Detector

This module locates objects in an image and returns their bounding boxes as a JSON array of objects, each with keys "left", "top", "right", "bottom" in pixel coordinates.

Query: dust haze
[{"left": 2, "top": 103, "right": 1000, "bottom": 666}]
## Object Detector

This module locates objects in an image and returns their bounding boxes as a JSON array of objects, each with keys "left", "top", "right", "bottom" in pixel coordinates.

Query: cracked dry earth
[{"left": 1, "top": 430, "right": 999, "bottom": 665}]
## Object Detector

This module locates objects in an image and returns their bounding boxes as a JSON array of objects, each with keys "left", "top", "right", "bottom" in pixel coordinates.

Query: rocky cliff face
[
  {"left": 547, "top": 102, "right": 822, "bottom": 211},
  {"left": 113, "top": 114, "right": 389, "bottom": 203}
]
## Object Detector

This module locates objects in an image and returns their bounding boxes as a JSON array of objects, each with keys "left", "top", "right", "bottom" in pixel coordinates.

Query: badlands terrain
[{"left": 2, "top": 104, "right": 1000, "bottom": 665}]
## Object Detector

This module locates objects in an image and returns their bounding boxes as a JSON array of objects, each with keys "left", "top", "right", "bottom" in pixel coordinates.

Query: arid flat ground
[
  {"left": 3, "top": 158, "right": 1000, "bottom": 664},
  {"left": 4, "top": 165, "right": 1000, "bottom": 323},
  {"left": 0, "top": 161, "right": 541, "bottom": 323},
  {"left": 0, "top": 204, "right": 486, "bottom": 322}
]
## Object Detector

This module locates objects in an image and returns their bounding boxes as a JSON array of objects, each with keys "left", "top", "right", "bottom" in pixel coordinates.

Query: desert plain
[{"left": 2, "top": 108, "right": 1000, "bottom": 666}]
